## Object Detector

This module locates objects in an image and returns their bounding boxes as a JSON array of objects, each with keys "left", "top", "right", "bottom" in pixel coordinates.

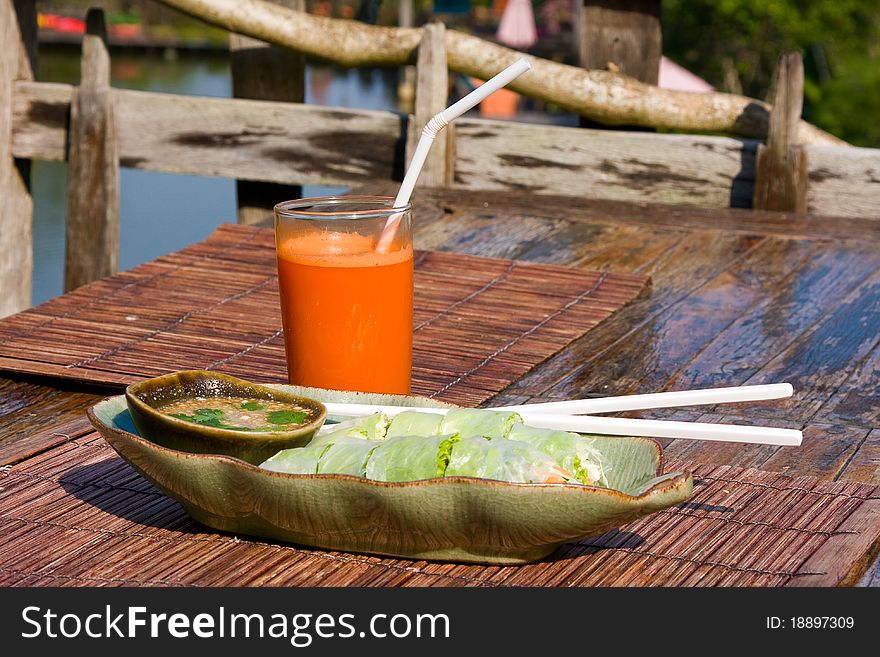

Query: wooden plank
[
  {"left": 856, "top": 560, "right": 880, "bottom": 587},
  {"left": 837, "top": 429, "right": 880, "bottom": 485},
  {"left": 806, "top": 144, "right": 880, "bottom": 218},
  {"left": 672, "top": 242, "right": 880, "bottom": 391},
  {"left": 733, "top": 265, "right": 880, "bottom": 423},
  {"left": 9, "top": 81, "right": 70, "bottom": 161},
  {"left": 537, "top": 237, "right": 815, "bottom": 398},
  {"left": 230, "top": 0, "right": 304, "bottom": 225},
  {"left": 11, "top": 80, "right": 880, "bottom": 218},
  {"left": 759, "top": 423, "right": 871, "bottom": 480},
  {"left": 788, "top": 499, "right": 880, "bottom": 587},
  {"left": 753, "top": 52, "right": 807, "bottom": 213},
  {"left": 10, "top": 82, "right": 403, "bottom": 186},
  {"left": 414, "top": 205, "right": 576, "bottom": 261},
  {"left": 578, "top": 1, "right": 661, "bottom": 84},
  {"left": 453, "top": 118, "right": 758, "bottom": 208},
  {"left": 498, "top": 231, "right": 765, "bottom": 402},
  {"left": 114, "top": 89, "right": 403, "bottom": 186},
  {"left": 408, "top": 186, "right": 880, "bottom": 242},
  {"left": 406, "top": 22, "right": 451, "bottom": 187},
  {"left": 64, "top": 8, "right": 120, "bottom": 292},
  {"left": 814, "top": 339, "right": 880, "bottom": 428},
  {"left": 0, "top": 0, "right": 35, "bottom": 317}
]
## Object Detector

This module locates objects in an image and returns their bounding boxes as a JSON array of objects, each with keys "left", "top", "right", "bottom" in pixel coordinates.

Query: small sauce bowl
[{"left": 125, "top": 370, "right": 327, "bottom": 465}]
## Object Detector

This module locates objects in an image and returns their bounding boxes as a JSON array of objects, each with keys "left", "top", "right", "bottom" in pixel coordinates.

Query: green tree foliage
[{"left": 662, "top": 0, "right": 880, "bottom": 146}]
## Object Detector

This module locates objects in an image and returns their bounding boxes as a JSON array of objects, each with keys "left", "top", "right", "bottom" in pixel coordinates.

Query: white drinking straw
[
  {"left": 321, "top": 403, "right": 803, "bottom": 446},
  {"left": 493, "top": 383, "right": 794, "bottom": 415},
  {"left": 376, "top": 58, "right": 532, "bottom": 252}
]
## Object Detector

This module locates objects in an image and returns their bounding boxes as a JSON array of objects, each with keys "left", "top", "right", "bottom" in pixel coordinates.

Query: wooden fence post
[
  {"left": 65, "top": 8, "right": 120, "bottom": 292},
  {"left": 753, "top": 52, "right": 807, "bottom": 214},
  {"left": 397, "top": 0, "right": 416, "bottom": 113},
  {"left": 406, "top": 22, "right": 451, "bottom": 188},
  {"left": 0, "top": 0, "right": 36, "bottom": 317},
  {"left": 577, "top": 0, "right": 661, "bottom": 129},
  {"left": 230, "top": 0, "right": 305, "bottom": 225},
  {"left": 578, "top": 1, "right": 662, "bottom": 82}
]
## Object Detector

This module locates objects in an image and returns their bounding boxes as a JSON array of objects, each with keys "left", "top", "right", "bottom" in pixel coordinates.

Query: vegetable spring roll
[
  {"left": 316, "top": 412, "right": 388, "bottom": 441},
  {"left": 385, "top": 410, "right": 444, "bottom": 438},
  {"left": 260, "top": 441, "right": 330, "bottom": 475},
  {"left": 316, "top": 437, "right": 379, "bottom": 477},
  {"left": 445, "top": 436, "right": 571, "bottom": 484},
  {"left": 364, "top": 434, "right": 460, "bottom": 482},
  {"left": 507, "top": 424, "right": 609, "bottom": 487},
  {"left": 438, "top": 408, "right": 523, "bottom": 438},
  {"left": 261, "top": 433, "right": 375, "bottom": 476}
]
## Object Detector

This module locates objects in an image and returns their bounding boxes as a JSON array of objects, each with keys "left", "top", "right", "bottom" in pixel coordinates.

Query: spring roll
[
  {"left": 445, "top": 436, "right": 571, "bottom": 484},
  {"left": 260, "top": 441, "right": 331, "bottom": 475},
  {"left": 364, "top": 434, "right": 460, "bottom": 482},
  {"left": 316, "top": 412, "right": 389, "bottom": 442},
  {"left": 507, "top": 424, "right": 609, "bottom": 487},
  {"left": 438, "top": 408, "right": 523, "bottom": 438},
  {"left": 385, "top": 410, "right": 444, "bottom": 438},
  {"left": 261, "top": 433, "right": 376, "bottom": 476},
  {"left": 315, "top": 437, "right": 380, "bottom": 477}
]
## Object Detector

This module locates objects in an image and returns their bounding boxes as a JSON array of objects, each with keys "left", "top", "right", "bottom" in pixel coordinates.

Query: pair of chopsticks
[{"left": 323, "top": 383, "right": 802, "bottom": 446}]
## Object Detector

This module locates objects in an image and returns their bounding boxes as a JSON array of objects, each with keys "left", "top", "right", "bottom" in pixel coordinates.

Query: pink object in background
[
  {"left": 659, "top": 56, "right": 715, "bottom": 92},
  {"left": 497, "top": 0, "right": 538, "bottom": 49}
]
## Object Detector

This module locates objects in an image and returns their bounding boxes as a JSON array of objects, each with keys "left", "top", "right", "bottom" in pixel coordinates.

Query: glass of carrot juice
[{"left": 273, "top": 196, "right": 413, "bottom": 395}]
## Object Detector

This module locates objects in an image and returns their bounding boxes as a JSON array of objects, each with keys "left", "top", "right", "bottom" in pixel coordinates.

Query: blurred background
[{"left": 28, "top": 0, "right": 880, "bottom": 304}]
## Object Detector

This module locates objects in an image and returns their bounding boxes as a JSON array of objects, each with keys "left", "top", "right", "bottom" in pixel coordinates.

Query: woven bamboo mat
[
  {"left": 0, "top": 224, "right": 647, "bottom": 405},
  {"left": 1, "top": 428, "right": 877, "bottom": 587}
]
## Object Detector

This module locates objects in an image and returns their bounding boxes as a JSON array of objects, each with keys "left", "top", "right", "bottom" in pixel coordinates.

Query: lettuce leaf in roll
[
  {"left": 507, "top": 424, "right": 609, "bottom": 487},
  {"left": 316, "top": 412, "right": 388, "bottom": 442},
  {"left": 365, "top": 434, "right": 460, "bottom": 482},
  {"left": 316, "top": 437, "right": 379, "bottom": 477},
  {"left": 445, "top": 436, "right": 571, "bottom": 484},
  {"left": 385, "top": 410, "right": 444, "bottom": 438},
  {"left": 262, "top": 434, "right": 376, "bottom": 476},
  {"left": 438, "top": 408, "right": 523, "bottom": 439},
  {"left": 260, "top": 441, "right": 330, "bottom": 475}
]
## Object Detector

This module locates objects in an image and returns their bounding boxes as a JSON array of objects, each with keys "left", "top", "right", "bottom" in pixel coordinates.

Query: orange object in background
[
  {"left": 471, "top": 78, "right": 519, "bottom": 119},
  {"left": 275, "top": 199, "right": 413, "bottom": 395}
]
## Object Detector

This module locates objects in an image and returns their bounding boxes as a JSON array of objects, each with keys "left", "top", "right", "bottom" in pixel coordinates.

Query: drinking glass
[{"left": 273, "top": 196, "right": 413, "bottom": 395}]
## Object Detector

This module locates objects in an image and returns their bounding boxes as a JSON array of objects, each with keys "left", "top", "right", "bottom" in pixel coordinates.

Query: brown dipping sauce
[{"left": 158, "top": 396, "right": 316, "bottom": 432}]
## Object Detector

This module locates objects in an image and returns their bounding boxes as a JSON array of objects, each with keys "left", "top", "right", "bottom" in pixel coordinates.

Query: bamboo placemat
[
  {"left": 1, "top": 428, "right": 877, "bottom": 587},
  {"left": 0, "top": 224, "right": 647, "bottom": 405}
]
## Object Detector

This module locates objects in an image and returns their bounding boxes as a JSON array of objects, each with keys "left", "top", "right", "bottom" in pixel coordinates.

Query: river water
[{"left": 31, "top": 45, "right": 403, "bottom": 305}]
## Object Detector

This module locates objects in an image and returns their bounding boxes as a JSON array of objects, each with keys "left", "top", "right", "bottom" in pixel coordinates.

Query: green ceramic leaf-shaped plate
[{"left": 88, "top": 386, "right": 693, "bottom": 564}]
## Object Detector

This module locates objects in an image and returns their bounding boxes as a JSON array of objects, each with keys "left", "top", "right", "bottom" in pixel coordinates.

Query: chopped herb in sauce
[{"left": 159, "top": 396, "right": 314, "bottom": 432}]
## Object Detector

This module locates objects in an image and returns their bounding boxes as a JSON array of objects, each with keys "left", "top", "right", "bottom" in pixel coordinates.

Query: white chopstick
[
  {"left": 321, "top": 403, "right": 803, "bottom": 446},
  {"left": 516, "top": 413, "right": 802, "bottom": 446},
  {"left": 493, "top": 383, "right": 793, "bottom": 415}
]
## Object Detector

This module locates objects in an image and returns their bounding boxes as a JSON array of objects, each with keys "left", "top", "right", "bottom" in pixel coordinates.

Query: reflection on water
[{"left": 31, "top": 46, "right": 402, "bottom": 305}]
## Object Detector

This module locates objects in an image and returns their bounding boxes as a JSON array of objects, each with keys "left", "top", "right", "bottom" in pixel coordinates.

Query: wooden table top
[{"left": 2, "top": 185, "right": 879, "bottom": 585}]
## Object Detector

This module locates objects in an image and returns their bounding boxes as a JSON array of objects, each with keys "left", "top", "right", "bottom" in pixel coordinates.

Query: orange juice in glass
[{"left": 273, "top": 196, "right": 413, "bottom": 395}]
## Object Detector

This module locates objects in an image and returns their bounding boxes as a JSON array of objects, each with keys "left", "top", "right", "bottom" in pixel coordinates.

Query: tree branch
[{"left": 156, "top": 0, "right": 846, "bottom": 145}]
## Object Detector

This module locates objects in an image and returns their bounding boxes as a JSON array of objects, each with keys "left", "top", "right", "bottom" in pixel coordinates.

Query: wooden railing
[{"left": 2, "top": 0, "right": 880, "bottom": 318}]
